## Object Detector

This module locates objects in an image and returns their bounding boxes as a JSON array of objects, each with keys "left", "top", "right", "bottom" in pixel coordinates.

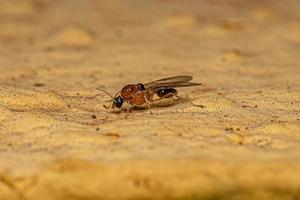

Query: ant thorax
[{"left": 120, "top": 84, "right": 140, "bottom": 99}]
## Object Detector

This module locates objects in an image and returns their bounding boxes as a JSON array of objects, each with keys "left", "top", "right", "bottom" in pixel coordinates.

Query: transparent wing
[{"left": 144, "top": 75, "right": 201, "bottom": 89}]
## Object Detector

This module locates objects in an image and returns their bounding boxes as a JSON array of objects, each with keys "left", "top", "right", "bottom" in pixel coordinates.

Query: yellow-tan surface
[{"left": 0, "top": 0, "right": 300, "bottom": 199}]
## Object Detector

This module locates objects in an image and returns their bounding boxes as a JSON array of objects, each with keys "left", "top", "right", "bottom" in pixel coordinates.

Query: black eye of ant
[
  {"left": 114, "top": 96, "right": 123, "bottom": 108},
  {"left": 137, "top": 83, "right": 145, "bottom": 90}
]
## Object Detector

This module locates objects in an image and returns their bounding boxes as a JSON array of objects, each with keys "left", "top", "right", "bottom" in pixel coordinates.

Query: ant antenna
[
  {"left": 96, "top": 88, "right": 114, "bottom": 109},
  {"left": 96, "top": 88, "right": 122, "bottom": 109},
  {"left": 97, "top": 88, "right": 113, "bottom": 100}
]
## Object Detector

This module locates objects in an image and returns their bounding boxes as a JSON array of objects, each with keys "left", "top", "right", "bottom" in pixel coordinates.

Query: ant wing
[
  {"left": 144, "top": 75, "right": 201, "bottom": 89},
  {"left": 145, "top": 75, "right": 192, "bottom": 87}
]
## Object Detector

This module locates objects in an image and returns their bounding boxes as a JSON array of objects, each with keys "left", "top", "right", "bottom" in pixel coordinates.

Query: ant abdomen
[{"left": 156, "top": 88, "right": 177, "bottom": 98}]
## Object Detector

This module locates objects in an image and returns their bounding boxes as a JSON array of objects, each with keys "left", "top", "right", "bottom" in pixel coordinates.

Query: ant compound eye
[
  {"left": 114, "top": 96, "right": 123, "bottom": 108},
  {"left": 137, "top": 83, "right": 145, "bottom": 90}
]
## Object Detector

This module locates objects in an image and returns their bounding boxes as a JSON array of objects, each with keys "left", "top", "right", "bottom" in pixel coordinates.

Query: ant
[{"left": 98, "top": 75, "right": 201, "bottom": 114}]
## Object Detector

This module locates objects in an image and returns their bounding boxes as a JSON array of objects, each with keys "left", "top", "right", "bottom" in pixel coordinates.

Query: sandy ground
[{"left": 0, "top": 0, "right": 300, "bottom": 199}]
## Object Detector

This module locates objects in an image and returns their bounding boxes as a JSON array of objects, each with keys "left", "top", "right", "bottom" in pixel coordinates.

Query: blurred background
[
  {"left": 0, "top": 0, "right": 299, "bottom": 91},
  {"left": 0, "top": 1, "right": 300, "bottom": 200}
]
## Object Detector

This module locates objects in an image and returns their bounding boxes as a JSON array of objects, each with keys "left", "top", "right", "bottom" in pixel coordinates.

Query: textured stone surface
[{"left": 0, "top": 0, "right": 299, "bottom": 199}]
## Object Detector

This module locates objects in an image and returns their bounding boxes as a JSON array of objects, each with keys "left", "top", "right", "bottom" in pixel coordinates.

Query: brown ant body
[{"left": 98, "top": 75, "right": 201, "bottom": 113}]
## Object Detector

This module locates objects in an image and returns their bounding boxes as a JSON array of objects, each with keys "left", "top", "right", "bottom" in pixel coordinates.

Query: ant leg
[
  {"left": 174, "top": 94, "right": 197, "bottom": 106},
  {"left": 126, "top": 104, "right": 132, "bottom": 113},
  {"left": 174, "top": 94, "right": 184, "bottom": 102},
  {"left": 144, "top": 96, "right": 153, "bottom": 114}
]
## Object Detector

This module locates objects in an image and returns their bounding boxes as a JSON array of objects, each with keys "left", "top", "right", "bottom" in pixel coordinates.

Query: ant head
[
  {"left": 97, "top": 88, "right": 121, "bottom": 109},
  {"left": 113, "top": 96, "right": 123, "bottom": 108}
]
